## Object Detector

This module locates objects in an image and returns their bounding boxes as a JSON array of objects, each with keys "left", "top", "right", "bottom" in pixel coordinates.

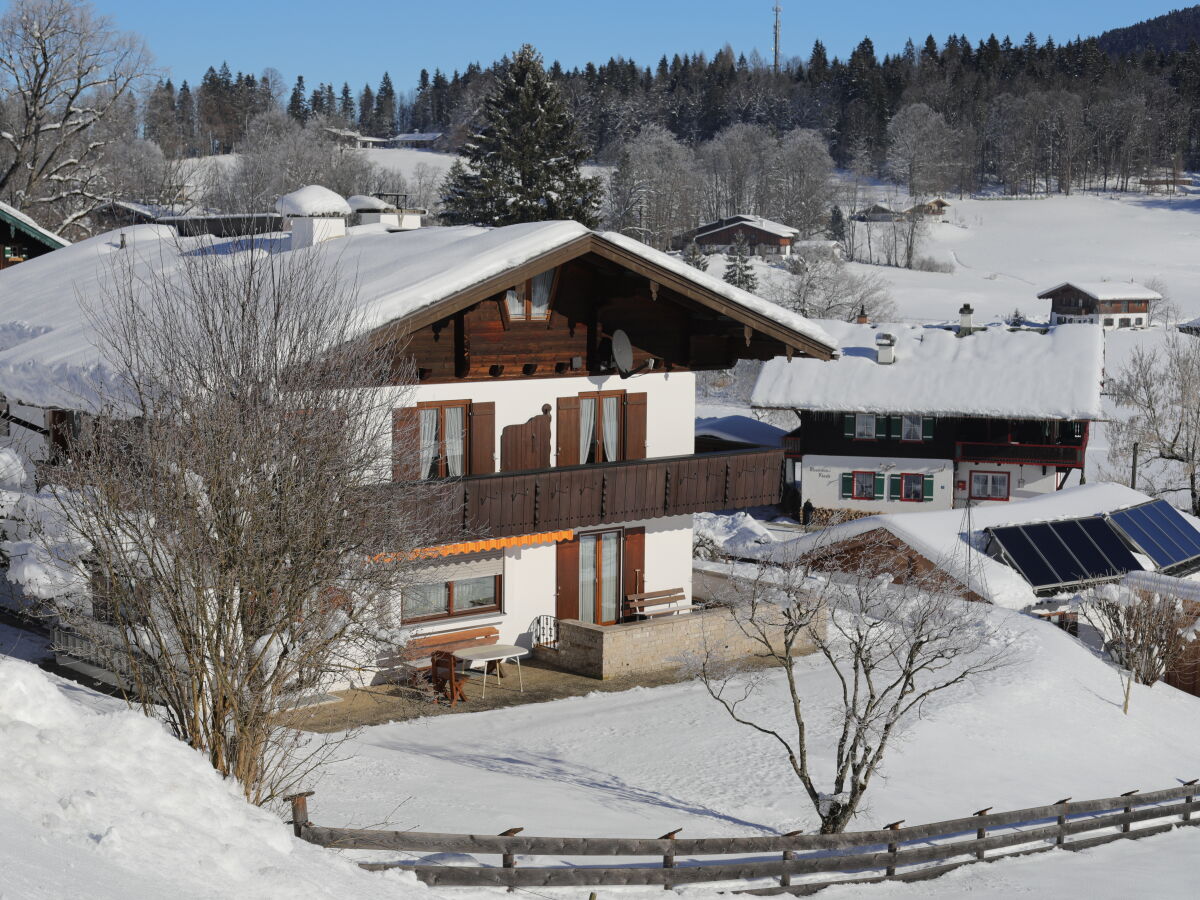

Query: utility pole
[{"left": 773, "top": 3, "right": 783, "bottom": 74}]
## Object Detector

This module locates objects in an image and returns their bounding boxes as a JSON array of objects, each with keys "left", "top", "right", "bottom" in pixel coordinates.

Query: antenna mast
[{"left": 773, "top": 3, "right": 783, "bottom": 74}]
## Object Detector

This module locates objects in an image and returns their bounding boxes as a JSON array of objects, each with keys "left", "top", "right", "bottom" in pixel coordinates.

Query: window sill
[{"left": 403, "top": 609, "right": 505, "bottom": 628}]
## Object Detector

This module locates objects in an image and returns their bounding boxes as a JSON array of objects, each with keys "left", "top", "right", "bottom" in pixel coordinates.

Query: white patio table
[{"left": 451, "top": 644, "right": 529, "bottom": 698}]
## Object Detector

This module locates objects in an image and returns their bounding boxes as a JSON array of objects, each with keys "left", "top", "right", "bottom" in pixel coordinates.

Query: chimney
[
  {"left": 875, "top": 332, "right": 897, "bottom": 365},
  {"left": 855, "top": 305, "right": 869, "bottom": 325},
  {"left": 275, "top": 186, "right": 351, "bottom": 249},
  {"left": 959, "top": 302, "right": 975, "bottom": 334}
]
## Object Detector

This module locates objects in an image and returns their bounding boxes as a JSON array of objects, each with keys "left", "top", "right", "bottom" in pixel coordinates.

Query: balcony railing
[
  {"left": 955, "top": 441, "right": 1085, "bottom": 468},
  {"left": 432, "top": 448, "right": 784, "bottom": 540}
]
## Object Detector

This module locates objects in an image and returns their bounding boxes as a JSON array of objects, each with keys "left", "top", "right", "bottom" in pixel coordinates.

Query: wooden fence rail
[{"left": 286, "top": 781, "right": 1199, "bottom": 893}]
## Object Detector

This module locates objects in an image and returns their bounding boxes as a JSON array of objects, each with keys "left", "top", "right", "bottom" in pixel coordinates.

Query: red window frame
[
  {"left": 851, "top": 470, "right": 876, "bottom": 500},
  {"left": 898, "top": 473, "right": 925, "bottom": 502},
  {"left": 969, "top": 469, "right": 1010, "bottom": 501}
]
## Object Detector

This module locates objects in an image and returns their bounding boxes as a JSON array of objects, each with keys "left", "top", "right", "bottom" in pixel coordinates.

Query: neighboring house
[
  {"left": 323, "top": 126, "right": 389, "bottom": 149},
  {"left": 388, "top": 132, "right": 443, "bottom": 149},
  {"left": 672, "top": 215, "right": 799, "bottom": 257},
  {"left": 91, "top": 200, "right": 198, "bottom": 231},
  {"left": 0, "top": 201, "right": 69, "bottom": 269},
  {"left": 758, "top": 483, "right": 1200, "bottom": 610},
  {"left": 903, "top": 198, "right": 951, "bottom": 219},
  {"left": 1179, "top": 315, "right": 1200, "bottom": 337},
  {"left": 750, "top": 310, "right": 1103, "bottom": 516},
  {"left": 852, "top": 203, "right": 899, "bottom": 222},
  {"left": 0, "top": 198, "right": 837, "bottom": 684},
  {"left": 1038, "top": 281, "right": 1161, "bottom": 329}
]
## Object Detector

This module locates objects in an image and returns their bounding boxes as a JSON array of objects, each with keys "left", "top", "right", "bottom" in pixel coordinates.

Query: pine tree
[
  {"left": 176, "top": 80, "right": 196, "bottom": 155},
  {"left": 357, "top": 84, "right": 375, "bottom": 133},
  {"left": 372, "top": 72, "right": 397, "bottom": 136},
  {"left": 828, "top": 205, "right": 846, "bottom": 242},
  {"left": 338, "top": 83, "right": 356, "bottom": 124},
  {"left": 682, "top": 241, "right": 709, "bottom": 271},
  {"left": 287, "top": 76, "right": 309, "bottom": 122},
  {"left": 722, "top": 233, "right": 758, "bottom": 292},
  {"left": 440, "top": 45, "right": 601, "bottom": 227}
]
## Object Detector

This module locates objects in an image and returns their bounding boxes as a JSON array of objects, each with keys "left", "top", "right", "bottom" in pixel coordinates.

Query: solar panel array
[
  {"left": 1108, "top": 500, "right": 1200, "bottom": 572},
  {"left": 988, "top": 516, "right": 1142, "bottom": 591}
]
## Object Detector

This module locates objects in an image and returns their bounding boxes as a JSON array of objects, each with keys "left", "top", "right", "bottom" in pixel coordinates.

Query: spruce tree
[
  {"left": 338, "top": 83, "right": 356, "bottom": 125},
  {"left": 722, "top": 233, "right": 758, "bottom": 292},
  {"left": 373, "top": 72, "right": 397, "bottom": 136},
  {"left": 828, "top": 205, "right": 846, "bottom": 242},
  {"left": 440, "top": 44, "right": 601, "bottom": 227},
  {"left": 357, "top": 84, "right": 375, "bottom": 133},
  {"left": 287, "top": 76, "right": 309, "bottom": 122},
  {"left": 682, "top": 241, "right": 709, "bottom": 271}
]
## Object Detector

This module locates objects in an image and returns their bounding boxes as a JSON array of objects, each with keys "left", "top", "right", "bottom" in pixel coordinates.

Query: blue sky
[{"left": 96, "top": 0, "right": 1175, "bottom": 94}]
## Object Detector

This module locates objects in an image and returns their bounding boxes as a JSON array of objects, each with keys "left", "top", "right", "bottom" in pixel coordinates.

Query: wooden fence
[{"left": 285, "top": 782, "right": 1199, "bottom": 893}]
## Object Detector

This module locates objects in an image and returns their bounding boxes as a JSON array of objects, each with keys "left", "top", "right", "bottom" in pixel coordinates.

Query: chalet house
[
  {"left": 903, "top": 198, "right": 951, "bottom": 219},
  {"left": 323, "top": 126, "right": 389, "bottom": 149},
  {"left": 750, "top": 311, "right": 1104, "bottom": 517},
  {"left": 0, "top": 192, "right": 837, "bottom": 685},
  {"left": 0, "top": 201, "right": 68, "bottom": 270},
  {"left": 852, "top": 203, "right": 899, "bottom": 223},
  {"left": 1038, "top": 281, "right": 1160, "bottom": 329},
  {"left": 672, "top": 215, "right": 799, "bottom": 257},
  {"left": 388, "top": 132, "right": 444, "bottom": 149}
]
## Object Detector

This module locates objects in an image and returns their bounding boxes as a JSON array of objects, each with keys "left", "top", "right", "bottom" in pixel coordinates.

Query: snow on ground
[{"left": 0, "top": 657, "right": 443, "bottom": 900}]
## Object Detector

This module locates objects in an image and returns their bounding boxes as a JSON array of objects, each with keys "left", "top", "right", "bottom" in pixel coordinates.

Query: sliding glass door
[{"left": 578, "top": 530, "right": 621, "bottom": 625}]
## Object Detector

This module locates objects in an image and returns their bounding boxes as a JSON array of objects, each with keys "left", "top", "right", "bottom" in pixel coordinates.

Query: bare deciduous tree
[
  {"left": 768, "top": 251, "right": 895, "bottom": 322},
  {"left": 698, "top": 536, "right": 1015, "bottom": 833},
  {"left": 31, "top": 238, "right": 442, "bottom": 804},
  {"left": 0, "top": 0, "right": 152, "bottom": 234}
]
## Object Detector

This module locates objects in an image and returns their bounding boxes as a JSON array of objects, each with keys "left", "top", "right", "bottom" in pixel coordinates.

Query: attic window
[{"left": 505, "top": 268, "right": 557, "bottom": 321}]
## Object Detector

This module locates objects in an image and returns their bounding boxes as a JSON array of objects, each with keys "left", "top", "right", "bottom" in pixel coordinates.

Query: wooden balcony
[
  {"left": 955, "top": 441, "right": 1085, "bottom": 468},
  {"left": 434, "top": 448, "right": 784, "bottom": 540}
]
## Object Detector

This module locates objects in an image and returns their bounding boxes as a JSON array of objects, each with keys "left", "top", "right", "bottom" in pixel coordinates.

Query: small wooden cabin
[{"left": 0, "top": 201, "right": 69, "bottom": 269}]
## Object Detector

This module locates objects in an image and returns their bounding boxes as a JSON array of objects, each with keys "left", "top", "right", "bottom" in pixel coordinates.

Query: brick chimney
[{"left": 855, "top": 305, "right": 869, "bottom": 325}]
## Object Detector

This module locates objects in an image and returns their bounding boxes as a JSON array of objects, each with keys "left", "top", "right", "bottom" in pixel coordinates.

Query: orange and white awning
[{"left": 375, "top": 530, "right": 574, "bottom": 563}]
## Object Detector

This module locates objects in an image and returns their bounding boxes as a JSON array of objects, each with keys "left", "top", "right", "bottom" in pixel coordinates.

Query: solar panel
[
  {"left": 1109, "top": 500, "right": 1200, "bottom": 571},
  {"left": 988, "top": 515, "right": 1142, "bottom": 592}
]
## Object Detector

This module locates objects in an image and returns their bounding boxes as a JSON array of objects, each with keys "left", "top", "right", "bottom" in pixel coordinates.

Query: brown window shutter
[
  {"left": 623, "top": 527, "right": 645, "bottom": 599},
  {"left": 392, "top": 408, "right": 420, "bottom": 481},
  {"left": 468, "top": 402, "right": 495, "bottom": 474},
  {"left": 555, "top": 536, "right": 580, "bottom": 620},
  {"left": 623, "top": 392, "right": 648, "bottom": 460},
  {"left": 556, "top": 396, "right": 581, "bottom": 466}
]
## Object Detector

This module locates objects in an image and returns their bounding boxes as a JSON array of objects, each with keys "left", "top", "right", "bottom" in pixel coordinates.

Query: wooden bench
[{"left": 622, "top": 588, "right": 688, "bottom": 623}]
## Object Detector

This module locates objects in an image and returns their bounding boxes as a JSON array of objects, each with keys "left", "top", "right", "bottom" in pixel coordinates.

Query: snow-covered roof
[
  {"left": 751, "top": 320, "right": 1104, "bottom": 420},
  {"left": 695, "top": 415, "right": 786, "bottom": 448},
  {"left": 346, "top": 194, "right": 392, "bottom": 212},
  {"left": 390, "top": 132, "right": 442, "bottom": 142},
  {"left": 0, "top": 220, "right": 834, "bottom": 408},
  {"left": 1119, "top": 570, "right": 1200, "bottom": 604},
  {"left": 695, "top": 215, "right": 799, "bottom": 240},
  {"left": 0, "top": 201, "right": 69, "bottom": 250},
  {"left": 767, "top": 484, "right": 1182, "bottom": 610},
  {"left": 274, "top": 185, "right": 352, "bottom": 217},
  {"left": 1038, "top": 281, "right": 1163, "bottom": 302}
]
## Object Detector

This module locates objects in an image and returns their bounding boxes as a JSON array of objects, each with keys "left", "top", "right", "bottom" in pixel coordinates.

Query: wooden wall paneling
[
  {"left": 468, "top": 402, "right": 495, "bottom": 475},
  {"left": 392, "top": 408, "right": 420, "bottom": 481}
]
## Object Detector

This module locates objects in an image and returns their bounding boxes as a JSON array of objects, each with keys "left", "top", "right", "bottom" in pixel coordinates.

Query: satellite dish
[{"left": 611, "top": 329, "right": 634, "bottom": 375}]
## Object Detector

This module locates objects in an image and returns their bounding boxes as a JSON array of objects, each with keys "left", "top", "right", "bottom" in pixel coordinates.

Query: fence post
[
  {"left": 499, "top": 827, "right": 523, "bottom": 893},
  {"left": 283, "top": 791, "right": 314, "bottom": 839},
  {"left": 1053, "top": 798, "right": 1071, "bottom": 847},
  {"left": 1182, "top": 779, "right": 1198, "bottom": 823},
  {"left": 779, "top": 829, "right": 802, "bottom": 888},
  {"left": 660, "top": 828, "right": 682, "bottom": 891},
  {"left": 884, "top": 820, "right": 904, "bottom": 877},
  {"left": 1120, "top": 790, "right": 1139, "bottom": 834},
  {"left": 973, "top": 807, "right": 992, "bottom": 861}
]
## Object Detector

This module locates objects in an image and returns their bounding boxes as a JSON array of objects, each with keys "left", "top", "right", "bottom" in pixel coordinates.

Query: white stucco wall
[
  {"left": 952, "top": 461, "right": 1060, "bottom": 507},
  {"left": 402, "top": 513, "right": 694, "bottom": 650},
  {"left": 798, "top": 454, "right": 955, "bottom": 513},
  {"left": 365, "top": 371, "right": 695, "bottom": 481}
]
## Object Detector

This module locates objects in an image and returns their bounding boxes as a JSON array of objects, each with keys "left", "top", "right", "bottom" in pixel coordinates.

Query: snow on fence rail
[{"left": 284, "top": 782, "right": 1200, "bottom": 893}]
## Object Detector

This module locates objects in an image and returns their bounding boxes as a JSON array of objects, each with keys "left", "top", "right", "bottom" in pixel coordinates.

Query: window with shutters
[
  {"left": 854, "top": 413, "right": 876, "bottom": 440},
  {"left": 900, "top": 473, "right": 924, "bottom": 501},
  {"left": 970, "top": 471, "right": 1010, "bottom": 501},
  {"left": 852, "top": 470, "right": 876, "bottom": 499},
  {"left": 901, "top": 415, "right": 923, "bottom": 442},
  {"left": 503, "top": 268, "right": 558, "bottom": 322},
  {"left": 416, "top": 400, "right": 470, "bottom": 479}
]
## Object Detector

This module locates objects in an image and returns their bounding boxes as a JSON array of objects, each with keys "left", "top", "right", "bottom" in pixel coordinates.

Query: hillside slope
[{"left": 1098, "top": 5, "right": 1200, "bottom": 55}]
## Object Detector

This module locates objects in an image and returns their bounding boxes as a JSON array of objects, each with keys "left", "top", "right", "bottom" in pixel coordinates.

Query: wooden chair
[
  {"left": 622, "top": 588, "right": 688, "bottom": 622},
  {"left": 430, "top": 650, "right": 468, "bottom": 706},
  {"left": 388, "top": 626, "right": 500, "bottom": 703}
]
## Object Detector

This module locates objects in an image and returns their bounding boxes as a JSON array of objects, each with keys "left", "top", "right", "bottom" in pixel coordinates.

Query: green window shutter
[
  {"left": 923, "top": 474, "right": 934, "bottom": 501},
  {"left": 889, "top": 474, "right": 901, "bottom": 500},
  {"left": 873, "top": 473, "right": 885, "bottom": 499},
  {"left": 889, "top": 416, "right": 902, "bottom": 439},
  {"left": 840, "top": 472, "right": 854, "bottom": 498},
  {"left": 874, "top": 415, "right": 887, "bottom": 440},
  {"left": 843, "top": 414, "right": 855, "bottom": 439},
  {"left": 922, "top": 417, "right": 935, "bottom": 441}
]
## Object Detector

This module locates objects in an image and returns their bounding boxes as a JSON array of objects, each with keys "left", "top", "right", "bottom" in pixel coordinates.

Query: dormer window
[{"left": 504, "top": 268, "right": 556, "bottom": 321}]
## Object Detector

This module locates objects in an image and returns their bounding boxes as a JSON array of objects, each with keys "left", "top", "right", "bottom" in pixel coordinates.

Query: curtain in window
[
  {"left": 530, "top": 270, "right": 555, "bottom": 318},
  {"left": 506, "top": 287, "right": 524, "bottom": 318},
  {"left": 579, "top": 397, "right": 596, "bottom": 464},
  {"left": 578, "top": 534, "right": 596, "bottom": 623},
  {"left": 419, "top": 408, "right": 439, "bottom": 479},
  {"left": 405, "top": 583, "right": 449, "bottom": 619},
  {"left": 444, "top": 406, "right": 465, "bottom": 476},
  {"left": 601, "top": 396, "right": 619, "bottom": 462},
  {"left": 600, "top": 531, "right": 620, "bottom": 624},
  {"left": 454, "top": 575, "right": 496, "bottom": 611}
]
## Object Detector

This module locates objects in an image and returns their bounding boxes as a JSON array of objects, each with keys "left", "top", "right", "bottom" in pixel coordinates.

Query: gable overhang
[
  {"left": 370, "top": 232, "right": 835, "bottom": 360},
  {"left": 0, "top": 204, "right": 69, "bottom": 250}
]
